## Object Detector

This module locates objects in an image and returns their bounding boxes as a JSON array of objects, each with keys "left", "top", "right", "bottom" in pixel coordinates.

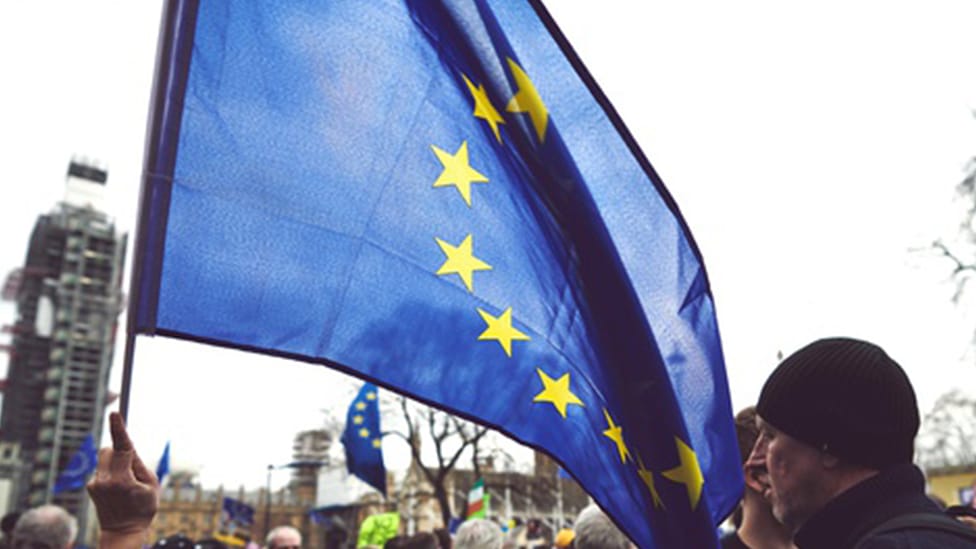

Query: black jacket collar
[{"left": 794, "top": 464, "right": 940, "bottom": 548}]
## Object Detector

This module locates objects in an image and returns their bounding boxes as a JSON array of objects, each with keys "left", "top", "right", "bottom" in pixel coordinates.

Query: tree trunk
[{"left": 434, "top": 478, "right": 453, "bottom": 528}]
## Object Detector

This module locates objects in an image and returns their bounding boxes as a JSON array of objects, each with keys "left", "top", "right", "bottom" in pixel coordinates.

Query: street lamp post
[
  {"left": 264, "top": 461, "right": 328, "bottom": 539},
  {"left": 265, "top": 464, "right": 274, "bottom": 538}
]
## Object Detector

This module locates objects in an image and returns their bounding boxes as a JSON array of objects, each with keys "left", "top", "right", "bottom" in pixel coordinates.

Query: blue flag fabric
[
  {"left": 341, "top": 383, "right": 387, "bottom": 495},
  {"left": 222, "top": 497, "right": 255, "bottom": 527},
  {"left": 133, "top": 1, "right": 742, "bottom": 546},
  {"left": 52, "top": 434, "right": 97, "bottom": 494},
  {"left": 156, "top": 441, "right": 171, "bottom": 484}
]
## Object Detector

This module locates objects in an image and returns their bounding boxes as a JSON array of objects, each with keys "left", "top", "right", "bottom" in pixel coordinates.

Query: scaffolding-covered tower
[
  {"left": 0, "top": 159, "right": 126, "bottom": 525},
  {"left": 290, "top": 429, "right": 332, "bottom": 503}
]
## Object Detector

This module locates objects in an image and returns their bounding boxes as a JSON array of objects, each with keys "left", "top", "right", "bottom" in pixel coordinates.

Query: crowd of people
[{"left": 4, "top": 337, "right": 976, "bottom": 548}]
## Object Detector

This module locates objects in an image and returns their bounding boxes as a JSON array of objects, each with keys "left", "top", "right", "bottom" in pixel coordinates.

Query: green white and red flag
[{"left": 466, "top": 478, "right": 488, "bottom": 519}]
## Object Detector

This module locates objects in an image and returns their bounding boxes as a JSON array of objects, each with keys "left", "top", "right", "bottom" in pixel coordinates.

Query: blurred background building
[{"left": 0, "top": 159, "right": 126, "bottom": 535}]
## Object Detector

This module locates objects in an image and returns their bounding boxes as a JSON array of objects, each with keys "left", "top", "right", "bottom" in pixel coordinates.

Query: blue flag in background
[
  {"left": 132, "top": 1, "right": 742, "bottom": 546},
  {"left": 52, "top": 434, "right": 97, "bottom": 494},
  {"left": 156, "top": 441, "right": 170, "bottom": 484},
  {"left": 341, "top": 383, "right": 387, "bottom": 495},
  {"left": 222, "top": 497, "right": 255, "bottom": 527}
]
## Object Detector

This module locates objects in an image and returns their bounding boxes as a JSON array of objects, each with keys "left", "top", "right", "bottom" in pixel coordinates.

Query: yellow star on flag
[
  {"left": 359, "top": 427, "right": 370, "bottom": 438},
  {"left": 636, "top": 453, "right": 665, "bottom": 509},
  {"left": 462, "top": 73, "right": 505, "bottom": 142},
  {"left": 477, "top": 307, "right": 530, "bottom": 357},
  {"left": 505, "top": 58, "right": 548, "bottom": 143},
  {"left": 662, "top": 436, "right": 705, "bottom": 510},
  {"left": 431, "top": 141, "right": 489, "bottom": 207},
  {"left": 366, "top": 391, "right": 377, "bottom": 400},
  {"left": 435, "top": 234, "right": 492, "bottom": 293},
  {"left": 355, "top": 402, "right": 366, "bottom": 411},
  {"left": 372, "top": 438, "right": 382, "bottom": 449},
  {"left": 533, "top": 368, "right": 584, "bottom": 419},
  {"left": 601, "top": 408, "right": 630, "bottom": 464},
  {"left": 353, "top": 415, "right": 364, "bottom": 425}
]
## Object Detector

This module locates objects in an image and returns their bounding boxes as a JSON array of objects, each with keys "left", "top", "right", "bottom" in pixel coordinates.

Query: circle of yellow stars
[
  {"left": 428, "top": 58, "right": 704, "bottom": 514},
  {"left": 351, "top": 390, "right": 382, "bottom": 450}
]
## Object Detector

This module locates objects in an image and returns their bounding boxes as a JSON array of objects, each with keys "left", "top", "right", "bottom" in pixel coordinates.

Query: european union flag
[
  {"left": 156, "top": 441, "right": 171, "bottom": 484},
  {"left": 341, "top": 383, "right": 386, "bottom": 495},
  {"left": 222, "top": 497, "right": 255, "bottom": 527},
  {"left": 52, "top": 434, "right": 97, "bottom": 494},
  {"left": 132, "top": 1, "right": 742, "bottom": 546}
]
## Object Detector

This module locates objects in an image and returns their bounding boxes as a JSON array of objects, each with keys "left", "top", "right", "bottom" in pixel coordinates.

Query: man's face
[
  {"left": 749, "top": 415, "right": 830, "bottom": 531},
  {"left": 269, "top": 530, "right": 301, "bottom": 549}
]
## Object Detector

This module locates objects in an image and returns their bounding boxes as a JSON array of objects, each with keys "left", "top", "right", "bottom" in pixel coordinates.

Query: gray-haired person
[
  {"left": 454, "top": 519, "right": 502, "bottom": 549},
  {"left": 572, "top": 505, "right": 633, "bottom": 549},
  {"left": 11, "top": 505, "right": 77, "bottom": 549},
  {"left": 265, "top": 526, "right": 302, "bottom": 549}
]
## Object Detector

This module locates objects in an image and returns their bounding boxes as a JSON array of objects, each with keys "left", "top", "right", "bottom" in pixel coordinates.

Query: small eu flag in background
[
  {"left": 52, "top": 434, "right": 97, "bottom": 494},
  {"left": 156, "top": 441, "right": 170, "bottom": 485},
  {"left": 131, "top": 0, "right": 743, "bottom": 546},
  {"left": 222, "top": 496, "right": 255, "bottom": 527},
  {"left": 341, "top": 383, "right": 386, "bottom": 495}
]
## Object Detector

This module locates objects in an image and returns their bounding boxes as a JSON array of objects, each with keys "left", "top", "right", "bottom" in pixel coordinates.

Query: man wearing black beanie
[{"left": 746, "top": 337, "right": 976, "bottom": 548}]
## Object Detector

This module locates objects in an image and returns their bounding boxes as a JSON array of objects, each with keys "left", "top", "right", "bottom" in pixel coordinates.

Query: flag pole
[
  {"left": 117, "top": 0, "right": 168, "bottom": 422},
  {"left": 118, "top": 330, "right": 138, "bottom": 421},
  {"left": 118, "top": 0, "right": 197, "bottom": 420}
]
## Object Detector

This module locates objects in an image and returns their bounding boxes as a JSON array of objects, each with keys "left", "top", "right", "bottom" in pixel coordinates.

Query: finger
[
  {"left": 109, "top": 411, "right": 134, "bottom": 452},
  {"left": 107, "top": 413, "right": 135, "bottom": 476}
]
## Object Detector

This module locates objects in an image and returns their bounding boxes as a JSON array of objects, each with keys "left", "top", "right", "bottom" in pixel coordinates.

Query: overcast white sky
[{"left": 1, "top": 1, "right": 975, "bottom": 492}]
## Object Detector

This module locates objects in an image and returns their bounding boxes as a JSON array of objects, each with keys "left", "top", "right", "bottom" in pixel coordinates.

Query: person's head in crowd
[
  {"left": 453, "top": 519, "right": 502, "bottom": 549},
  {"left": 552, "top": 528, "right": 574, "bottom": 548},
  {"left": 265, "top": 526, "right": 301, "bottom": 549},
  {"left": 572, "top": 505, "right": 632, "bottom": 549},
  {"left": 432, "top": 528, "right": 451, "bottom": 549},
  {"left": 729, "top": 405, "right": 760, "bottom": 525},
  {"left": 399, "top": 533, "right": 438, "bottom": 549},
  {"left": 525, "top": 519, "right": 545, "bottom": 539},
  {"left": 1, "top": 512, "right": 21, "bottom": 538},
  {"left": 727, "top": 406, "right": 794, "bottom": 548},
  {"left": 153, "top": 534, "right": 194, "bottom": 549},
  {"left": 749, "top": 338, "right": 920, "bottom": 533},
  {"left": 194, "top": 538, "right": 229, "bottom": 549},
  {"left": 10, "top": 505, "right": 77, "bottom": 549},
  {"left": 0, "top": 511, "right": 20, "bottom": 549}
]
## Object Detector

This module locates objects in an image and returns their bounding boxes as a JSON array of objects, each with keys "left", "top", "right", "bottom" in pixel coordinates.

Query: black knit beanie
[{"left": 756, "top": 337, "right": 919, "bottom": 469}]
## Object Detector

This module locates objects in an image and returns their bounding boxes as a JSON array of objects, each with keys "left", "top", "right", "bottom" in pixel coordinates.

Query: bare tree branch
[
  {"left": 382, "top": 395, "right": 500, "bottom": 526},
  {"left": 917, "top": 389, "right": 976, "bottom": 470}
]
